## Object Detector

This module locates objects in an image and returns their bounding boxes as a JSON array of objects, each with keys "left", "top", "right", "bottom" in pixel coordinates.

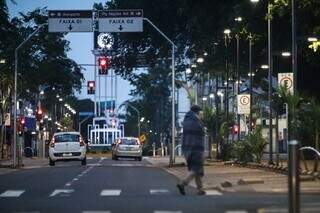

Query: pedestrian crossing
[{"left": 0, "top": 188, "right": 222, "bottom": 198}]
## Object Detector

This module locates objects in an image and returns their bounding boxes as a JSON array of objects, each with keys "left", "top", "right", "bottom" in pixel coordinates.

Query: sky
[
  {"left": 7, "top": 0, "right": 134, "bottom": 107},
  {"left": 7, "top": 0, "right": 189, "bottom": 117}
]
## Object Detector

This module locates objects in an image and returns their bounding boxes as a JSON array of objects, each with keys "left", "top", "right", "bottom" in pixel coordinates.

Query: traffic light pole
[
  {"left": 13, "top": 23, "right": 47, "bottom": 168},
  {"left": 143, "top": 18, "right": 177, "bottom": 166}
]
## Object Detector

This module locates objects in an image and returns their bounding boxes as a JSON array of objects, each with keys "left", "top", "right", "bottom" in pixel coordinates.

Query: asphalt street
[{"left": 0, "top": 157, "right": 319, "bottom": 213}]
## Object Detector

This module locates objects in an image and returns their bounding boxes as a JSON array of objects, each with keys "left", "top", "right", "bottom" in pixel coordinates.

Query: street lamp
[
  {"left": 248, "top": 33, "right": 253, "bottom": 133},
  {"left": 224, "top": 28, "right": 231, "bottom": 121},
  {"left": 281, "top": 52, "right": 291, "bottom": 57},
  {"left": 234, "top": 16, "right": 243, "bottom": 22},
  {"left": 197, "top": 57, "right": 204, "bottom": 63},
  {"left": 307, "top": 37, "right": 318, "bottom": 42},
  {"left": 250, "top": 0, "right": 273, "bottom": 166},
  {"left": 186, "top": 68, "right": 192, "bottom": 74},
  {"left": 13, "top": 23, "right": 47, "bottom": 168}
]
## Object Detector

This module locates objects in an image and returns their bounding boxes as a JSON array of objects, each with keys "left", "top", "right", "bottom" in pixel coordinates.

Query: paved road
[{"left": 0, "top": 157, "right": 319, "bottom": 213}]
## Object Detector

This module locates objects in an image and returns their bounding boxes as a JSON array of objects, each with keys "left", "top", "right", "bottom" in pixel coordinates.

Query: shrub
[{"left": 234, "top": 127, "right": 267, "bottom": 164}]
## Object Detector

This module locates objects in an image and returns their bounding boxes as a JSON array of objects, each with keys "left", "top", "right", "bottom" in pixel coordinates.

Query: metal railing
[{"left": 299, "top": 146, "right": 320, "bottom": 173}]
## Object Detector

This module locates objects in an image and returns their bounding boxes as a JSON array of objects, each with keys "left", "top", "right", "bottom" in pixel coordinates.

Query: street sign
[
  {"left": 237, "top": 94, "right": 251, "bottom": 115},
  {"left": 4, "top": 113, "right": 10, "bottom": 126},
  {"left": 48, "top": 10, "right": 93, "bottom": 32},
  {"left": 98, "top": 9, "right": 143, "bottom": 32},
  {"left": 278, "top": 72, "right": 294, "bottom": 94},
  {"left": 139, "top": 134, "right": 146, "bottom": 142}
]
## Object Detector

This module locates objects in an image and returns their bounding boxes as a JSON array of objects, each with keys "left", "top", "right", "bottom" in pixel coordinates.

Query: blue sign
[
  {"left": 25, "top": 116, "right": 36, "bottom": 131},
  {"left": 79, "top": 112, "right": 94, "bottom": 116}
]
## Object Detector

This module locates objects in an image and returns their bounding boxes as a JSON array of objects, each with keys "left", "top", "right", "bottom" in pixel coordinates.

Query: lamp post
[
  {"left": 143, "top": 18, "right": 176, "bottom": 165},
  {"left": 224, "top": 29, "right": 231, "bottom": 122},
  {"left": 13, "top": 23, "right": 47, "bottom": 168},
  {"left": 248, "top": 34, "right": 253, "bottom": 133},
  {"left": 250, "top": 0, "right": 274, "bottom": 164}
]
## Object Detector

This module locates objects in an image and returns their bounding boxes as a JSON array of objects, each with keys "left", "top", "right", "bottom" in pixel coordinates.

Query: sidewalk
[
  {"left": 145, "top": 156, "right": 320, "bottom": 194},
  {"left": 0, "top": 157, "right": 49, "bottom": 175}
]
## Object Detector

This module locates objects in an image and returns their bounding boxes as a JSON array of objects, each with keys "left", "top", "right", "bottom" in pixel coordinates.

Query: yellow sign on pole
[{"left": 139, "top": 134, "right": 146, "bottom": 142}]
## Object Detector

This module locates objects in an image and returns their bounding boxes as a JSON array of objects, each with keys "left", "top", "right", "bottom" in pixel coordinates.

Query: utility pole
[
  {"left": 249, "top": 34, "right": 253, "bottom": 133},
  {"left": 13, "top": 23, "right": 47, "bottom": 168},
  {"left": 143, "top": 18, "right": 177, "bottom": 166},
  {"left": 268, "top": 2, "right": 274, "bottom": 165}
]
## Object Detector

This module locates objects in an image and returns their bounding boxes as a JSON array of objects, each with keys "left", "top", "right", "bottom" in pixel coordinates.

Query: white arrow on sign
[{"left": 50, "top": 189, "right": 74, "bottom": 197}]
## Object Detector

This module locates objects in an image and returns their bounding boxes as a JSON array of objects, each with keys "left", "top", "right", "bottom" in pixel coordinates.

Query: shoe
[
  {"left": 176, "top": 184, "right": 186, "bottom": 195},
  {"left": 197, "top": 190, "right": 206, "bottom": 196}
]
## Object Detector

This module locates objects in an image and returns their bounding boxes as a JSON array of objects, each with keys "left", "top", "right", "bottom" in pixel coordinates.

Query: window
[
  {"left": 54, "top": 134, "right": 80, "bottom": 143},
  {"left": 121, "top": 138, "right": 139, "bottom": 145}
]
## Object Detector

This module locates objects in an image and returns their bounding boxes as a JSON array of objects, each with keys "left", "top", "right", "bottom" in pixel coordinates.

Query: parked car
[
  {"left": 48, "top": 132, "right": 87, "bottom": 166},
  {"left": 112, "top": 137, "right": 142, "bottom": 161}
]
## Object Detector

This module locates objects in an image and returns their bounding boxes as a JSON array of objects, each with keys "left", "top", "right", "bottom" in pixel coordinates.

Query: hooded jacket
[{"left": 181, "top": 111, "right": 205, "bottom": 152}]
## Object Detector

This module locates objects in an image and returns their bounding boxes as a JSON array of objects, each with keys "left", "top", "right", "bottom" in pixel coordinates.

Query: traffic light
[
  {"left": 232, "top": 125, "right": 239, "bottom": 134},
  {"left": 36, "top": 106, "right": 43, "bottom": 121},
  {"left": 87, "top": 81, "right": 95, "bottom": 94},
  {"left": 18, "top": 116, "right": 25, "bottom": 133},
  {"left": 98, "top": 56, "right": 109, "bottom": 75}
]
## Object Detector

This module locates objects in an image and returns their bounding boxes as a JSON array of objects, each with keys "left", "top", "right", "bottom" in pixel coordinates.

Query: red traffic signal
[
  {"left": 36, "top": 106, "right": 43, "bottom": 121},
  {"left": 232, "top": 125, "right": 239, "bottom": 134},
  {"left": 87, "top": 81, "right": 95, "bottom": 95},
  {"left": 20, "top": 116, "right": 25, "bottom": 125},
  {"left": 98, "top": 56, "right": 108, "bottom": 75}
]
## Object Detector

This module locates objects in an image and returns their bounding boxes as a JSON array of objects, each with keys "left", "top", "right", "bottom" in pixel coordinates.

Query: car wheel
[
  {"left": 81, "top": 157, "right": 87, "bottom": 165},
  {"left": 49, "top": 159, "right": 55, "bottom": 166},
  {"left": 138, "top": 157, "right": 142, "bottom": 161}
]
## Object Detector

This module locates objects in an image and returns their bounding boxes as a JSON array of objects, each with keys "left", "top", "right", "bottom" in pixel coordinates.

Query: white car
[
  {"left": 112, "top": 137, "right": 142, "bottom": 161},
  {"left": 48, "top": 132, "right": 87, "bottom": 166}
]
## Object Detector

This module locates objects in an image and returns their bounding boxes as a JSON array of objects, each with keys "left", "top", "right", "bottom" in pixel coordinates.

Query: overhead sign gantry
[
  {"left": 48, "top": 10, "right": 93, "bottom": 32},
  {"left": 98, "top": 9, "right": 143, "bottom": 32}
]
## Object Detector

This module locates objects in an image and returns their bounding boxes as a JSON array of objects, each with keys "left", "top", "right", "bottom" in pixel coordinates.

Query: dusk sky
[
  {"left": 7, "top": 0, "right": 135, "bottom": 107},
  {"left": 7, "top": 0, "right": 189, "bottom": 117}
]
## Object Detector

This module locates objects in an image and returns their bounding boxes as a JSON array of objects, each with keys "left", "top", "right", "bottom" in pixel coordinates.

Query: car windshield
[
  {"left": 54, "top": 134, "right": 79, "bottom": 143},
  {"left": 121, "top": 138, "right": 139, "bottom": 145}
]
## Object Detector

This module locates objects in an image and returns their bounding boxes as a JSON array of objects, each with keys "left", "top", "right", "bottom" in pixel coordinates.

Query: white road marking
[
  {"left": 50, "top": 189, "right": 74, "bottom": 197},
  {"left": 100, "top": 189, "right": 121, "bottom": 196},
  {"left": 111, "top": 164, "right": 140, "bottom": 167},
  {"left": 205, "top": 190, "right": 222, "bottom": 196},
  {"left": 0, "top": 190, "right": 25, "bottom": 197},
  {"left": 87, "top": 157, "right": 93, "bottom": 160},
  {"left": 65, "top": 183, "right": 72, "bottom": 187},
  {"left": 150, "top": 189, "right": 170, "bottom": 195},
  {"left": 154, "top": 211, "right": 182, "bottom": 213},
  {"left": 87, "top": 163, "right": 102, "bottom": 166},
  {"left": 83, "top": 211, "right": 111, "bottom": 213},
  {"left": 73, "top": 178, "right": 79, "bottom": 181},
  {"left": 101, "top": 157, "right": 107, "bottom": 160}
]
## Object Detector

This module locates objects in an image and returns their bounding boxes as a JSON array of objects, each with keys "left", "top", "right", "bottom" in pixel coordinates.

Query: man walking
[{"left": 177, "top": 105, "right": 205, "bottom": 195}]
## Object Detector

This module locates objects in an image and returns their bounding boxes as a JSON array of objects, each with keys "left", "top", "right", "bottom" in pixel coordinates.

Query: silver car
[
  {"left": 48, "top": 132, "right": 87, "bottom": 166},
  {"left": 112, "top": 137, "right": 142, "bottom": 161}
]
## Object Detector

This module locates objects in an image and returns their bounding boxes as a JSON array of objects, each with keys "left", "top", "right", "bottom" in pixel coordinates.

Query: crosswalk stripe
[
  {"left": 150, "top": 189, "right": 170, "bottom": 195},
  {"left": 83, "top": 211, "right": 111, "bottom": 213},
  {"left": 205, "top": 190, "right": 222, "bottom": 196},
  {"left": 154, "top": 211, "right": 182, "bottom": 213},
  {"left": 100, "top": 190, "right": 121, "bottom": 196},
  {"left": 50, "top": 189, "right": 74, "bottom": 197},
  {"left": 0, "top": 190, "right": 25, "bottom": 197}
]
